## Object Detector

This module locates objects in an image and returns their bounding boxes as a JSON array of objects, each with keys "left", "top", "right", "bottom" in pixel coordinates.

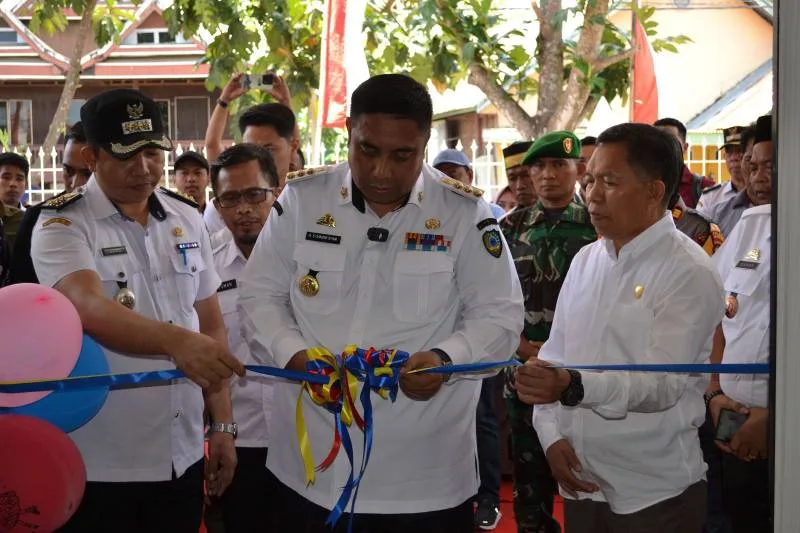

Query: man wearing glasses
[
  {"left": 10, "top": 122, "right": 93, "bottom": 284},
  {"left": 208, "top": 143, "right": 279, "bottom": 531}
]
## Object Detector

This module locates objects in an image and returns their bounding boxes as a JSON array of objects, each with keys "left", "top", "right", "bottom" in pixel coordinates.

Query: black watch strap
[
  {"left": 559, "top": 368, "right": 584, "bottom": 407},
  {"left": 704, "top": 389, "right": 725, "bottom": 408},
  {"left": 430, "top": 348, "right": 453, "bottom": 382}
]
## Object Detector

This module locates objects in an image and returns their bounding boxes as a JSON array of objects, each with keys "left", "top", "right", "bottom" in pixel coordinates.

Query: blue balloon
[{"left": 1, "top": 334, "right": 109, "bottom": 433}]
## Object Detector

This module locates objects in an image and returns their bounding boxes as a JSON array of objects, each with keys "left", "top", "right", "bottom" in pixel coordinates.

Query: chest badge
[
  {"left": 299, "top": 270, "right": 320, "bottom": 297},
  {"left": 316, "top": 213, "right": 336, "bottom": 228},
  {"left": 172, "top": 227, "right": 183, "bottom": 237},
  {"left": 634, "top": 285, "right": 645, "bottom": 300},
  {"left": 114, "top": 280, "right": 136, "bottom": 310},
  {"left": 425, "top": 218, "right": 440, "bottom": 230}
]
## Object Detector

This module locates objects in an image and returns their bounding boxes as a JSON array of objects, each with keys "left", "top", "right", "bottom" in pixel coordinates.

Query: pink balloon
[
  {"left": 0, "top": 414, "right": 86, "bottom": 533},
  {"left": 0, "top": 284, "right": 83, "bottom": 407}
]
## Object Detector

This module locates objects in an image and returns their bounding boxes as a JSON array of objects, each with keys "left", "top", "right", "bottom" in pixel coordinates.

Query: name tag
[
  {"left": 101, "top": 246, "right": 127, "bottom": 257},
  {"left": 306, "top": 232, "right": 341, "bottom": 245},
  {"left": 218, "top": 279, "right": 237, "bottom": 292},
  {"left": 176, "top": 242, "right": 200, "bottom": 252},
  {"left": 735, "top": 260, "right": 759, "bottom": 270}
]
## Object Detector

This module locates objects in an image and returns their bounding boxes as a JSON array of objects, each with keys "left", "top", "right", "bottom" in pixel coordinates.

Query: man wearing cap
[
  {"left": 31, "top": 89, "right": 245, "bottom": 532},
  {"left": 503, "top": 131, "right": 596, "bottom": 533},
  {"left": 704, "top": 115, "right": 772, "bottom": 533},
  {"left": 0, "top": 152, "right": 29, "bottom": 210},
  {"left": 174, "top": 150, "right": 211, "bottom": 213},
  {"left": 697, "top": 127, "right": 746, "bottom": 214},
  {"left": 502, "top": 141, "right": 536, "bottom": 219},
  {"left": 433, "top": 148, "right": 505, "bottom": 219},
  {"left": 704, "top": 125, "right": 759, "bottom": 236}
]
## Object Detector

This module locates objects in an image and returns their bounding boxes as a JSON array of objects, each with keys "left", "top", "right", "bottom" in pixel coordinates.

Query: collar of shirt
[
  {"left": 527, "top": 199, "right": 590, "bottom": 227},
  {"left": 213, "top": 231, "right": 247, "bottom": 270},
  {"left": 731, "top": 189, "right": 752, "bottom": 209},
  {"left": 600, "top": 212, "right": 675, "bottom": 263},
  {"left": 83, "top": 178, "right": 169, "bottom": 222},
  {"left": 338, "top": 167, "right": 425, "bottom": 214}
]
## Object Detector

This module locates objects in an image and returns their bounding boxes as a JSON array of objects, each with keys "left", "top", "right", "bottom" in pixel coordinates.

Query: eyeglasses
[{"left": 216, "top": 187, "right": 274, "bottom": 208}]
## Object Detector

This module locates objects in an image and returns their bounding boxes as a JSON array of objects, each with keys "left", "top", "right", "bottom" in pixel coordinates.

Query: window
[
  {"left": 0, "top": 29, "right": 22, "bottom": 45},
  {"left": 67, "top": 99, "right": 85, "bottom": 129},
  {"left": 155, "top": 99, "right": 171, "bottom": 138},
  {"left": 0, "top": 100, "right": 33, "bottom": 146},
  {"left": 124, "top": 29, "right": 185, "bottom": 46},
  {"left": 174, "top": 97, "right": 209, "bottom": 140}
]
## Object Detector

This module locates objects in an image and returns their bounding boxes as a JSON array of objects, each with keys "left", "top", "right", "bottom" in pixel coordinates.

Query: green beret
[{"left": 522, "top": 131, "right": 581, "bottom": 165}]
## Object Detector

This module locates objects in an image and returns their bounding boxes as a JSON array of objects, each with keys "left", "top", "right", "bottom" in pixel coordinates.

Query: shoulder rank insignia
[
  {"left": 285, "top": 165, "right": 334, "bottom": 184},
  {"left": 702, "top": 182, "right": 723, "bottom": 193},
  {"left": 437, "top": 176, "right": 484, "bottom": 200},
  {"left": 41, "top": 191, "right": 83, "bottom": 211},
  {"left": 159, "top": 186, "right": 198, "bottom": 208}
]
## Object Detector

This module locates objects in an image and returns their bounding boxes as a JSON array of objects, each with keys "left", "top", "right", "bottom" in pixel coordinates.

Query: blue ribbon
[
  {"left": 415, "top": 360, "right": 770, "bottom": 375},
  {"left": 0, "top": 365, "right": 329, "bottom": 394}
]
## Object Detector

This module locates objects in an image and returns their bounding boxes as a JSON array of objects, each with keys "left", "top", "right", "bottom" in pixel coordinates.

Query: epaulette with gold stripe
[
  {"left": 41, "top": 191, "right": 83, "bottom": 211},
  {"left": 285, "top": 165, "right": 334, "bottom": 184},
  {"left": 437, "top": 175, "right": 484, "bottom": 201},
  {"left": 159, "top": 186, "right": 198, "bottom": 208}
]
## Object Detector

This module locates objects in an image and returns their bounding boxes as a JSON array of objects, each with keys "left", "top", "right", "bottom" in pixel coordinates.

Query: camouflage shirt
[{"left": 501, "top": 200, "right": 596, "bottom": 395}]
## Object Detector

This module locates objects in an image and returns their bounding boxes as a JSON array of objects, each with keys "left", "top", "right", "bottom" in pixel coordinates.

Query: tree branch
[
  {"left": 533, "top": 0, "right": 564, "bottom": 133},
  {"left": 467, "top": 63, "right": 537, "bottom": 139},
  {"left": 593, "top": 48, "right": 634, "bottom": 72}
]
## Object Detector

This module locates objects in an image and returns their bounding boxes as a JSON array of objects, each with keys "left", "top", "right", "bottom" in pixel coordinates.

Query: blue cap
[{"left": 433, "top": 149, "right": 471, "bottom": 169}]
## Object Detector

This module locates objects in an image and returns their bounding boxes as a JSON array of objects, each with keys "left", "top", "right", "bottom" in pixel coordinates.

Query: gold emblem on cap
[
  {"left": 299, "top": 274, "right": 320, "bottom": 297},
  {"left": 634, "top": 285, "right": 645, "bottom": 299},
  {"left": 425, "top": 218, "right": 440, "bottom": 230},
  {"left": 340, "top": 187, "right": 348, "bottom": 199},
  {"left": 745, "top": 249, "right": 761, "bottom": 261},
  {"left": 173, "top": 227, "right": 183, "bottom": 237},
  {"left": 563, "top": 138, "right": 573, "bottom": 153},
  {"left": 126, "top": 102, "right": 144, "bottom": 120},
  {"left": 317, "top": 213, "right": 336, "bottom": 228}
]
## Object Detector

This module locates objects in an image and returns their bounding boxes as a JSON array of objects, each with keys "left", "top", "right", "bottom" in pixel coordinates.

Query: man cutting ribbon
[{"left": 239, "top": 74, "right": 523, "bottom": 532}]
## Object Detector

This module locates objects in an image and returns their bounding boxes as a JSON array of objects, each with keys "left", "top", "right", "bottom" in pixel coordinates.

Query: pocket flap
[
  {"left": 293, "top": 243, "right": 347, "bottom": 271},
  {"left": 395, "top": 251, "right": 454, "bottom": 275}
]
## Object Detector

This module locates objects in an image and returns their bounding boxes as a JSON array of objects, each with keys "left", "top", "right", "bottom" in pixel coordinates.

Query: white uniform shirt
[
  {"left": 532, "top": 213, "right": 724, "bottom": 514},
  {"left": 697, "top": 181, "right": 736, "bottom": 218},
  {"left": 239, "top": 163, "right": 523, "bottom": 514},
  {"left": 713, "top": 204, "right": 771, "bottom": 408},
  {"left": 211, "top": 230, "right": 272, "bottom": 447},
  {"left": 32, "top": 177, "right": 220, "bottom": 482},
  {"left": 204, "top": 198, "right": 228, "bottom": 234}
]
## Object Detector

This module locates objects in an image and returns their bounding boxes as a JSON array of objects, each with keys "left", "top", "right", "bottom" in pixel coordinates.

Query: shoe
[{"left": 475, "top": 499, "right": 502, "bottom": 530}]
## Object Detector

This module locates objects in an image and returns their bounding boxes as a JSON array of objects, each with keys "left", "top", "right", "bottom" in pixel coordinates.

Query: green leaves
[{"left": 32, "top": 0, "right": 138, "bottom": 46}]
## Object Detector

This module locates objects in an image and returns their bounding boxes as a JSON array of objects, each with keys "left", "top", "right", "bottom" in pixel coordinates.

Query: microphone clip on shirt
[{"left": 367, "top": 227, "right": 390, "bottom": 242}]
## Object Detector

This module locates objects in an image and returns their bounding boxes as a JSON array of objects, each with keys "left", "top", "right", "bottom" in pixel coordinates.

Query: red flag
[
  {"left": 632, "top": 18, "right": 658, "bottom": 124},
  {"left": 319, "top": 0, "right": 369, "bottom": 129}
]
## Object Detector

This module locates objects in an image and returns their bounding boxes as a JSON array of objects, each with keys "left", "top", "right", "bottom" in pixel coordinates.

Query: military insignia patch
[
  {"left": 482, "top": 229, "right": 503, "bottom": 258},
  {"left": 42, "top": 191, "right": 83, "bottom": 211},
  {"left": 41, "top": 217, "right": 72, "bottom": 228},
  {"left": 317, "top": 213, "right": 336, "bottom": 228},
  {"left": 425, "top": 218, "right": 440, "bottom": 230},
  {"left": 563, "top": 138, "right": 573, "bottom": 153}
]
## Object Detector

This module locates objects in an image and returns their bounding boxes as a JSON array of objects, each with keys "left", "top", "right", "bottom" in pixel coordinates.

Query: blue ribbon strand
[{"left": 415, "top": 360, "right": 770, "bottom": 375}]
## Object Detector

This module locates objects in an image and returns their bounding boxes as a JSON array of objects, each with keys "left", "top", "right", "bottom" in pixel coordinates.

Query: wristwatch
[
  {"left": 210, "top": 421, "right": 238, "bottom": 439},
  {"left": 703, "top": 389, "right": 725, "bottom": 408},
  {"left": 430, "top": 348, "right": 453, "bottom": 382},
  {"left": 559, "top": 369, "right": 584, "bottom": 407}
]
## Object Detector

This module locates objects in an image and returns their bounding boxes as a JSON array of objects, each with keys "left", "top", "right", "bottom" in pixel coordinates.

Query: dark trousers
[
  {"left": 204, "top": 447, "right": 271, "bottom": 533},
  {"left": 267, "top": 469, "right": 474, "bottom": 533},
  {"left": 564, "top": 481, "right": 707, "bottom": 533},
  {"left": 57, "top": 459, "right": 204, "bottom": 533},
  {"left": 506, "top": 395, "right": 560, "bottom": 533},
  {"left": 699, "top": 411, "right": 732, "bottom": 533},
  {"left": 476, "top": 375, "right": 502, "bottom": 505},
  {"left": 721, "top": 454, "right": 770, "bottom": 533}
]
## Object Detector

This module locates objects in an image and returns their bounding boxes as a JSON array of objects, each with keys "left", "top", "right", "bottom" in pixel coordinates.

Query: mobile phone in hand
[
  {"left": 715, "top": 408, "right": 748, "bottom": 443},
  {"left": 243, "top": 73, "right": 274, "bottom": 91}
]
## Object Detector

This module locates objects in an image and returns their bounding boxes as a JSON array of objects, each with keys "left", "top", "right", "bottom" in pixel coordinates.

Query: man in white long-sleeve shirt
[
  {"left": 239, "top": 74, "right": 524, "bottom": 532},
  {"left": 516, "top": 123, "right": 724, "bottom": 533}
]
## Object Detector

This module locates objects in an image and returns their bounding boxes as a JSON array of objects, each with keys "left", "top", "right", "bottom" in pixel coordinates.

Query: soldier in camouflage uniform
[{"left": 501, "top": 132, "right": 597, "bottom": 533}]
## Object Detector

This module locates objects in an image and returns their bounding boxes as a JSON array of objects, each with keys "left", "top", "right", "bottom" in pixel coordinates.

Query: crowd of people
[{"left": 0, "top": 70, "right": 773, "bottom": 533}]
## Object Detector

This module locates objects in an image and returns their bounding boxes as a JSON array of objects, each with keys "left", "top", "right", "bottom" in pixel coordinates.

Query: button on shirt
[
  {"left": 532, "top": 213, "right": 724, "bottom": 514},
  {"left": 31, "top": 178, "right": 219, "bottom": 482},
  {"left": 714, "top": 204, "right": 771, "bottom": 408},
  {"left": 211, "top": 230, "right": 272, "bottom": 448},
  {"left": 239, "top": 163, "right": 523, "bottom": 514}
]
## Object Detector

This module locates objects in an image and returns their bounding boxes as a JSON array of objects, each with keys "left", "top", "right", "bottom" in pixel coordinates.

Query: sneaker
[{"left": 475, "top": 499, "right": 502, "bottom": 530}]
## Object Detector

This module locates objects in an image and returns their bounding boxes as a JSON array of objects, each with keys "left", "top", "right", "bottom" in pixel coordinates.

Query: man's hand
[
  {"left": 165, "top": 330, "right": 244, "bottom": 389},
  {"left": 220, "top": 73, "right": 247, "bottom": 104},
  {"left": 708, "top": 393, "right": 750, "bottom": 455},
  {"left": 205, "top": 432, "right": 237, "bottom": 499},
  {"left": 267, "top": 74, "right": 292, "bottom": 108},
  {"left": 730, "top": 407, "right": 768, "bottom": 461},
  {"left": 516, "top": 336, "right": 543, "bottom": 362},
  {"left": 400, "top": 351, "right": 447, "bottom": 401},
  {"left": 515, "top": 359, "right": 572, "bottom": 405},
  {"left": 286, "top": 350, "right": 310, "bottom": 372},
  {"left": 545, "top": 439, "right": 599, "bottom": 498}
]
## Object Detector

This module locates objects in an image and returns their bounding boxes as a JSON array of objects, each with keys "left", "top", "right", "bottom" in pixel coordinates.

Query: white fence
[{"left": 2, "top": 132, "right": 728, "bottom": 207}]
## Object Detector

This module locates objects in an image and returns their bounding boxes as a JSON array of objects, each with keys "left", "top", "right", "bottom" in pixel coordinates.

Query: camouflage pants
[{"left": 506, "top": 395, "right": 560, "bottom": 533}]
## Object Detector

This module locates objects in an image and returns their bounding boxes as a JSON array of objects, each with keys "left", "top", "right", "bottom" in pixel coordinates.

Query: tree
[
  {"left": 165, "top": 0, "right": 688, "bottom": 140},
  {"left": 32, "top": 0, "right": 134, "bottom": 155}
]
